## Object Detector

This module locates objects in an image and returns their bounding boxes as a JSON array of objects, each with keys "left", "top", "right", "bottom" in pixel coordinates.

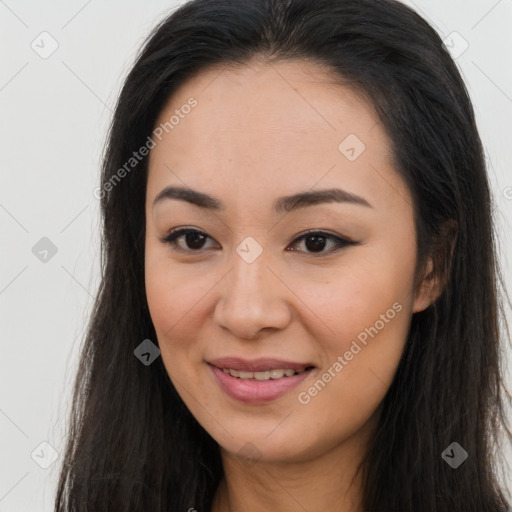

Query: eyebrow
[{"left": 152, "top": 185, "right": 372, "bottom": 214}]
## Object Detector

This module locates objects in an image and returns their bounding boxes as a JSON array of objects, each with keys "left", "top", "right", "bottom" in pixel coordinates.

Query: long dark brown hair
[{"left": 54, "top": 0, "right": 512, "bottom": 510}]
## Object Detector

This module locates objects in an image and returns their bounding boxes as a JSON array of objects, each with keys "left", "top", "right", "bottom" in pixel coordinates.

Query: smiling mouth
[
  {"left": 215, "top": 366, "right": 315, "bottom": 381},
  {"left": 207, "top": 362, "right": 316, "bottom": 404}
]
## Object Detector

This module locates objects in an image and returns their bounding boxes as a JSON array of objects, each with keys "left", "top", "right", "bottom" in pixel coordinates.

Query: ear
[
  {"left": 412, "top": 219, "right": 458, "bottom": 314},
  {"left": 412, "top": 257, "right": 444, "bottom": 313}
]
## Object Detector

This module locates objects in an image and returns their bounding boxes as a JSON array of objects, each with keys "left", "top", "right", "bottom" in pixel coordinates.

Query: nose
[{"left": 213, "top": 246, "right": 292, "bottom": 340}]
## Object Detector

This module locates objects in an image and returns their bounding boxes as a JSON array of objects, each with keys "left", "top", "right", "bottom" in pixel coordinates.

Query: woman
[{"left": 54, "top": 0, "right": 512, "bottom": 510}]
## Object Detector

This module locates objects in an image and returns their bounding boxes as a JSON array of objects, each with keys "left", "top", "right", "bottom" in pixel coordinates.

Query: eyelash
[{"left": 159, "top": 228, "right": 355, "bottom": 257}]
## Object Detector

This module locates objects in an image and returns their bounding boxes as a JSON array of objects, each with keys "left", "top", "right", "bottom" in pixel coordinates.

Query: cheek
[
  {"left": 289, "top": 250, "right": 413, "bottom": 415},
  {"left": 144, "top": 249, "right": 233, "bottom": 397},
  {"left": 145, "top": 249, "right": 212, "bottom": 339},
  {"left": 283, "top": 282, "right": 410, "bottom": 461},
  {"left": 290, "top": 248, "right": 413, "bottom": 355}
]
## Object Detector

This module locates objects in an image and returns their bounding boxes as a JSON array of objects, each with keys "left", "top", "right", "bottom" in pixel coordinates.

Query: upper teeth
[{"left": 221, "top": 368, "right": 308, "bottom": 380}]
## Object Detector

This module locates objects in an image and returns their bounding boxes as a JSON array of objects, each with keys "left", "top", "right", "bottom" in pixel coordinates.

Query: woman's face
[{"left": 145, "top": 58, "right": 434, "bottom": 464}]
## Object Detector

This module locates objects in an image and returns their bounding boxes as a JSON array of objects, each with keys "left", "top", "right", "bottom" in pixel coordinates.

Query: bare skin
[{"left": 144, "top": 57, "right": 441, "bottom": 512}]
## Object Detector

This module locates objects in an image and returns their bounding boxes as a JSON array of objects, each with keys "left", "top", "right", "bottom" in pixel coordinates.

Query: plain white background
[{"left": 1, "top": 1, "right": 511, "bottom": 510}]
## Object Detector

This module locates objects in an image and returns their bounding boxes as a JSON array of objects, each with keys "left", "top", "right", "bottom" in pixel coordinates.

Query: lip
[
  {"left": 207, "top": 361, "right": 316, "bottom": 404},
  {"left": 207, "top": 357, "right": 315, "bottom": 372}
]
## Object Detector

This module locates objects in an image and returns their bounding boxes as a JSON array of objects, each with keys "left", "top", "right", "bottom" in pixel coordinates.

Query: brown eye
[
  {"left": 160, "top": 228, "right": 219, "bottom": 252},
  {"left": 287, "top": 230, "right": 354, "bottom": 255}
]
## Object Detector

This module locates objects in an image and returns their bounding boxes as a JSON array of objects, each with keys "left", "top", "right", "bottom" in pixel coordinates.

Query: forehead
[{"left": 147, "top": 58, "right": 411, "bottom": 216}]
